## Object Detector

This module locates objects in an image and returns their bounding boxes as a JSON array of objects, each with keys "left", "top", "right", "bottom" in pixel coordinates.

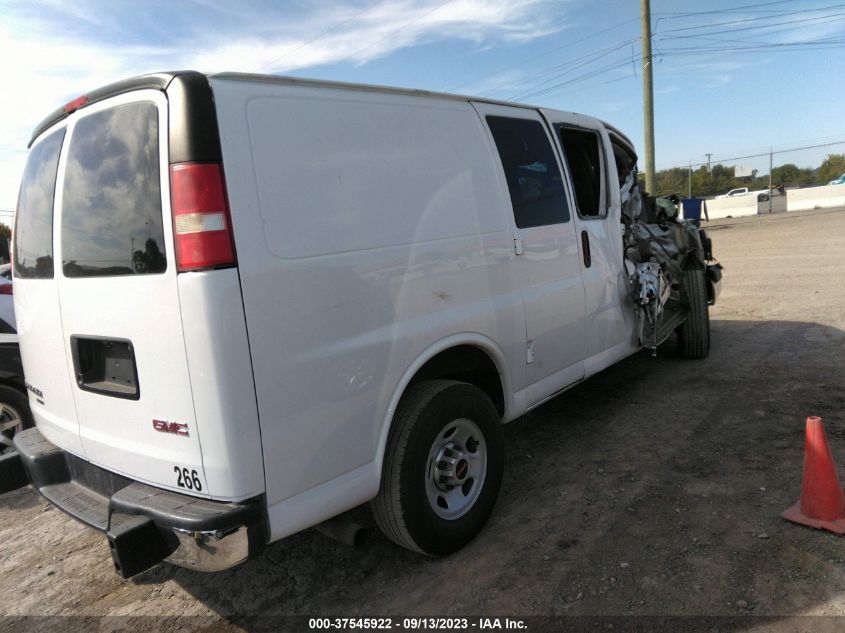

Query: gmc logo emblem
[{"left": 152, "top": 420, "right": 189, "bottom": 436}]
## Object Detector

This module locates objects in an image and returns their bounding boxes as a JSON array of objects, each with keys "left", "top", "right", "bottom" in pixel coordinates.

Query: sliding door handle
[{"left": 581, "top": 230, "right": 592, "bottom": 268}]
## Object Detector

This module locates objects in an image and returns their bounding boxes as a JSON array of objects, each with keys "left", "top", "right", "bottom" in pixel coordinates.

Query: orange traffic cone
[{"left": 782, "top": 416, "right": 845, "bottom": 534}]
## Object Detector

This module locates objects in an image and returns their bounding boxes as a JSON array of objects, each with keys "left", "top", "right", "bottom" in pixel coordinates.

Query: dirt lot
[{"left": 2, "top": 208, "right": 845, "bottom": 630}]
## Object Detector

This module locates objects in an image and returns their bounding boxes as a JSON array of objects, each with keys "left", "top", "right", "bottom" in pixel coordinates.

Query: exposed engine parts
[
  {"left": 633, "top": 260, "right": 671, "bottom": 355},
  {"left": 620, "top": 179, "right": 722, "bottom": 354}
]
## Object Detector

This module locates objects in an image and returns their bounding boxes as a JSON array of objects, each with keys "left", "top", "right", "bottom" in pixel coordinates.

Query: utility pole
[
  {"left": 705, "top": 153, "right": 712, "bottom": 172},
  {"left": 640, "top": 0, "right": 655, "bottom": 194},
  {"left": 768, "top": 147, "right": 773, "bottom": 214}
]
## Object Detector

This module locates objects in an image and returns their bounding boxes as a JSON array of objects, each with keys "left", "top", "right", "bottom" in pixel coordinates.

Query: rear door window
[
  {"left": 14, "top": 129, "right": 65, "bottom": 278},
  {"left": 61, "top": 102, "right": 166, "bottom": 277},
  {"left": 486, "top": 116, "right": 570, "bottom": 228}
]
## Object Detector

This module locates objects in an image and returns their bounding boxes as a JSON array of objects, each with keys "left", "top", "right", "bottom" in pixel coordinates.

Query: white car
[{"left": 7, "top": 71, "right": 721, "bottom": 578}]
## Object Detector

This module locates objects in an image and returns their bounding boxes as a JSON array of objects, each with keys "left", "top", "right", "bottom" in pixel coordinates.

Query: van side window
[
  {"left": 62, "top": 102, "right": 166, "bottom": 277},
  {"left": 486, "top": 116, "right": 570, "bottom": 228},
  {"left": 558, "top": 127, "right": 606, "bottom": 218},
  {"left": 14, "top": 129, "right": 65, "bottom": 279}
]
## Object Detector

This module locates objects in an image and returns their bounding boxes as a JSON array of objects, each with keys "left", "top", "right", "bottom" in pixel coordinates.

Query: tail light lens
[
  {"left": 63, "top": 95, "right": 88, "bottom": 114},
  {"left": 169, "top": 163, "right": 236, "bottom": 272},
  {"left": 0, "top": 284, "right": 11, "bottom": 295}
]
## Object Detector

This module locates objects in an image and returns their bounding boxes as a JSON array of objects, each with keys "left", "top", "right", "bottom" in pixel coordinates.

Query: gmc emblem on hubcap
[{"left": 152, "top": 420, "right": 189, "bottom": 437}]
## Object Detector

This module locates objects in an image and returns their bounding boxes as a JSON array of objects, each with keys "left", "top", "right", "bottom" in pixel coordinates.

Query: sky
[{"left": 1, "top": 0, "right": 844, "bottom": 211}]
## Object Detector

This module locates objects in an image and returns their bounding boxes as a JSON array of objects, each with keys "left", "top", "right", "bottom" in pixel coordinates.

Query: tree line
[{"left": 646, "top": 153, "right": 845, "bottom": 198}]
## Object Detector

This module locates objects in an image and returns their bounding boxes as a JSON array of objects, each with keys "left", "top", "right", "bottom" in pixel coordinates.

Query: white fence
[
  {"left": 683, "top": 184, "right": 845, "bottom": 221},
  {"left": 699, "top": 195, "right": 758, "bottom": 220},
  {"left": 786, "top": 185, "right": 845, "bottom": 212}
]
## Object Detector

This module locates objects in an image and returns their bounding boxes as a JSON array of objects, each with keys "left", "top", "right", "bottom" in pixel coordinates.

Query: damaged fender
[{"left": 619, "top": 180, "right": 722, "bottom": 352}]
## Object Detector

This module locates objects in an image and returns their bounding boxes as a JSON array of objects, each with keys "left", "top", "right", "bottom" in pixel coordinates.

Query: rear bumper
[{"left": 9, "top": 427, "right": 267, "bottom": 578}]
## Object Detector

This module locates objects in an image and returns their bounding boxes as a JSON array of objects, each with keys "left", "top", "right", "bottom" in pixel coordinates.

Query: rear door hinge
[
  {"left": 514, "top": 238, "right": 524, "bottom": 256},
  {"left": 526, "top": 341, "right": 534, "bottom": 364}
]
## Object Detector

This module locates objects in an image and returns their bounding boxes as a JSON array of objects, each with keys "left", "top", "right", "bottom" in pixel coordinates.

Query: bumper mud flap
[
  {"left": 0, "top": 451, "right": 28, "bottom": 494},
  {"left": 706, "top": 263, "right": 723, "bottom": 304},
  {"left": 107, "top": 513, "right": 177, "bottom": 579}
]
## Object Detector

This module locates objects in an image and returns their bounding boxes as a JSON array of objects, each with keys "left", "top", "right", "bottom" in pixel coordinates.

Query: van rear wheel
[
  {"left": 372, "top": 380, "right": 503, "bottom": 555},
  {"left": 0, "top": 385, "right": 33, "bottom": 453}
]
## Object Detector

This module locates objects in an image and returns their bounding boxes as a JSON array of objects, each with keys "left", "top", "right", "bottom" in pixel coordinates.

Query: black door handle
[{"left": 581, "top": 230, "right": 592, "bottom": 268}]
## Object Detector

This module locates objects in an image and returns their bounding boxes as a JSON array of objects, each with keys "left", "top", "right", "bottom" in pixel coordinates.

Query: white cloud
[
  {"left": 0, "top": 0, "right": 565, "bottom": 208},
  {"left": 187, "top": 0, "right": 564, "bottom": 73}
]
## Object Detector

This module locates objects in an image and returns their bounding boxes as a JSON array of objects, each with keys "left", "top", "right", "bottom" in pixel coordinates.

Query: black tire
[
  {"left": 0, "top": 384, "right": 34, "bottom": 453},
  {"left": 677, "top": 269, "right": 710, "bottom": 359},
  {"left": 372, "top": 380, "right": 504, "bottom": 555}
]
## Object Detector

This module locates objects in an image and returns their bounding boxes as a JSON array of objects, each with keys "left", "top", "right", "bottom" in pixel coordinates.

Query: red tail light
[
  {"left": 63, "top": 95, "right": 88, "bottom": 114},
  {"left": 169, "top": 163, "right": 236, "bottom": 272},
  {"left": 0, "top": 284, "right": 12, "bottom": 295}
]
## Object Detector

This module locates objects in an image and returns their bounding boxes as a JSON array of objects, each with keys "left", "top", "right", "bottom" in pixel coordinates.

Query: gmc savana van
[{"left": 4, "top": 71, "right": 720, "bottom": 577}]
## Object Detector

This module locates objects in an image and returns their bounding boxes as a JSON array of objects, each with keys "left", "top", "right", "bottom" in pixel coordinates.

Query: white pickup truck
[
  {"left": 715, "top": 187, "right": 750, "bottom": 199},
  {"left": 2, "top": 71, "right": 721, "bottom": 577},
  {"left": 716, "top": 187, "right": 778, "bottom": 202}
]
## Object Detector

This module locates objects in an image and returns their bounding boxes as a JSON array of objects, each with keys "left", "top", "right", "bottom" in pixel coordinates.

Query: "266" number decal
[{"left": 174, "top": 466, "right": 203, "bottom": 491}]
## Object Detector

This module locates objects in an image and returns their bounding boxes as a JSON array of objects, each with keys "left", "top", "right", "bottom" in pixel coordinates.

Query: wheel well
[
  {"left": 0, "top": 376, "right": 24, "bottom": 394},
  {"left": 407, "top": 345, "right": 504, "bottom": 417}
]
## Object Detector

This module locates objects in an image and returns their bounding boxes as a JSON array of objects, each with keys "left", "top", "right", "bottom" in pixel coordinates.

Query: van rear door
[
  {"left": 17, "top": 90, "right": 209, "bottom": 495},
  {"left": 13, "top": 128, "right": 85, "bottom": 456}
]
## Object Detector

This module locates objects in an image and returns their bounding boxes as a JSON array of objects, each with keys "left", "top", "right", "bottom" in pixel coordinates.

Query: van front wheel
[
  {"left": 677, "top": 268, "right": 711, "bottom": 359},
  {"left": 372, "top": 380, "right": 503, "bottom": 555}
]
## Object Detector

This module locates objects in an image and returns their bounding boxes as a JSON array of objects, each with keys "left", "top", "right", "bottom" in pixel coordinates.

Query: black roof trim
[
  {"left": 28, "top": 70, "right": 222, "bottom": 165},
  {"left": 28, "top": 71, "right": 196, "bottom": 147},
  {"left": 165, "top": 73, "right": 223, "bottom": 164}
]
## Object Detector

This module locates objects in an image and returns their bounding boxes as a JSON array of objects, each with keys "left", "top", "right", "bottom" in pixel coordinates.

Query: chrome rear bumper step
[{"left": 13, "top": 428, "right": 266, "bottom": 578}]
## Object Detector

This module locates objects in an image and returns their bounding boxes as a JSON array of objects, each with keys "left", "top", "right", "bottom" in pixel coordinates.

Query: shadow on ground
[{"left": 105, "top": 317, "right": 845, "bottom": 628}]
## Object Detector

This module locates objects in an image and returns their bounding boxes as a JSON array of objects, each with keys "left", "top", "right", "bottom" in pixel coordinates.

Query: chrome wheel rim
[
  {"left": 0, "top": 403, "right": 23, "bottom": 449},
  {"left": 425, "top": 418, "right": 487, "bottom": 520}
]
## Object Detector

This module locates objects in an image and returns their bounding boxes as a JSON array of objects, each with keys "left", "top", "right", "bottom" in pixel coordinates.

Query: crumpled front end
[{"left": 619, "top": 176, "right": 723, "bottom": 352}]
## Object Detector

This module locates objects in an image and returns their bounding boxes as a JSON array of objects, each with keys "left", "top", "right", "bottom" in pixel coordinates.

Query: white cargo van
[{"left": 4, "top": 71, "right": 720, "bottom": 577}]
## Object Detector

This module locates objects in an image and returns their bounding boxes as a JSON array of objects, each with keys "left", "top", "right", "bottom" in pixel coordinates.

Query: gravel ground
[{"left": 2, "top": 207, "right": 845, "bottom": 631}]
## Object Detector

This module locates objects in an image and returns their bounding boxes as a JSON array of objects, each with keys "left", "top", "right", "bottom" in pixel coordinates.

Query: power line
[
  {"left": 482, "top": 38, "right": 637, "bottom": 99},
  {"left": 657, "top": 38, "right": 845, "bottom": 55},
  {"left": 665, "top": 140, "right": 845, "bottom": 171},
  {"left": 486, "top": 25, "right": 842, "bottom": 104},
  {"left": 655, "top": 5, "right": 845, "bottom": 36},
  {"left": 656, "top": 12, "right": 845, "bottom": 48},
  {"left": 257, "top": 2, "right": 383, "bottom": 73},
  {"left": 699, "top": 132, "right": 845, "bottom": 162},
  {"left": 510, "top": 56, "right": 637, "bottom": 101},
  {"left": 445, "top": 17, "right": 638, "bottom": 93},
  {"left": 653, "top": 0, "right": 804, "bottom": 18},
  {"left": 480, "top": 3, "right": 845, "bottom": 103},
  {"left": 658, "top": 39, "right": 845, "bottom": 55}
]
